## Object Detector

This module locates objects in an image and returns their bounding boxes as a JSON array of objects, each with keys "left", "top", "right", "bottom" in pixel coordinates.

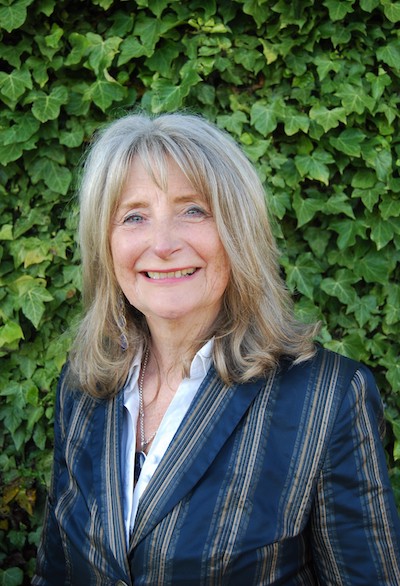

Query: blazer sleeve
[
  {"left": 32, "top": 368, "right": 70, "bottom": 585},
  {"left": 310, "top": 363, "right": 400, "bottom": 584}
]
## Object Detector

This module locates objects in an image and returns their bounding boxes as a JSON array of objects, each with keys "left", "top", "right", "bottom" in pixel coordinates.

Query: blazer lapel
[
  {"left": 130, "top": 366, "right": 275, "bottom": 550},
  {"left": 92, "top": 391, "right": 131, "bottom": 577}
]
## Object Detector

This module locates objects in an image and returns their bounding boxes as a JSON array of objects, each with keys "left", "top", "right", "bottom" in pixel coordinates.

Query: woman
[{"left": 33, "top": 113, "right": 400, "bottom": 585}]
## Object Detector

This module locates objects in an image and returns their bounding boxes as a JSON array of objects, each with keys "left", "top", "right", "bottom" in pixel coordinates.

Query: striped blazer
[{"left": 33, "top": 348, "right": 400, "bottom": 585}]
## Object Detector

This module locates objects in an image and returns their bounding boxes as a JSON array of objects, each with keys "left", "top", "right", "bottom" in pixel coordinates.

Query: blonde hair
[{"left": 69, "top": 112, "right": 318, "bottom": 397}]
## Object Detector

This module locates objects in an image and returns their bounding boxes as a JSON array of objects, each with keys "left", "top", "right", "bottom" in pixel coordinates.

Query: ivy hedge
[{"left": 1, "top": 0, "right": 400, "bottom": 582}]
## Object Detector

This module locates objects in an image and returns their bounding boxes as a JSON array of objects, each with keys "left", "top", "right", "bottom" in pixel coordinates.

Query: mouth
[{"left": 145, "top": 268, "right": 197, "bottom": 280}]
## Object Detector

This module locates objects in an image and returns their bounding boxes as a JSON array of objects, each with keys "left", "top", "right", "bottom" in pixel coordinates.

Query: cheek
[
  {"left": 110, "top": 231, "right": 138, "bottom": 269},
  {"left": 209, "top": 241, "right": 231, "bottom": 287}
]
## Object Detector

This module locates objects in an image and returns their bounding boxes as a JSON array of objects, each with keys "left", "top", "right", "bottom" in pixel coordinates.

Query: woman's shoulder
[
  {"left": 288, "top": 344, "right": 373, "bottom": 380},
  {"left": 278, "top": 344, "right": 379, "bottom": 407},
  {"left": 55, "top": 363, "right": 104, "bottom": 424}
]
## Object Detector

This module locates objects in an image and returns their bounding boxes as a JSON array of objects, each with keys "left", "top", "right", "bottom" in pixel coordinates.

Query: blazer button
[{"left": 116, "top": 582, "right": 128, "bottom": 586}]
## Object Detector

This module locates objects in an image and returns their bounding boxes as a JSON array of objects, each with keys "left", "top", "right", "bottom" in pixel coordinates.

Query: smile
[{"left": 145, "top": 268, "right": 197, "bottom": 279}]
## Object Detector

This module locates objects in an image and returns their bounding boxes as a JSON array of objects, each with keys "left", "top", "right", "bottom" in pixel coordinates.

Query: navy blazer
[{"left": 33, "top": 348, "right": 400, "bottom": 585}]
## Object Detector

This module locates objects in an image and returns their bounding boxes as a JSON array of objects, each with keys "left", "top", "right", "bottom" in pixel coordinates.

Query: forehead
[{"left": 120, "top": 155, "right": 202, "bottom": 199}]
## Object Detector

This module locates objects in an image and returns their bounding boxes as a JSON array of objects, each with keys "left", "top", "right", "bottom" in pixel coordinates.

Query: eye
[
  {"left": 123, "top": 212, "right": 144, "bottom": 225},
  {"left": 184, "top": 205, "right": 208, "bottom": 218}
]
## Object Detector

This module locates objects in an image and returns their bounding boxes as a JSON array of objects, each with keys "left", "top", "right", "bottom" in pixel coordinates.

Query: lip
[{"left": 142, "top": 268, "right": 199, "bottom": 280}]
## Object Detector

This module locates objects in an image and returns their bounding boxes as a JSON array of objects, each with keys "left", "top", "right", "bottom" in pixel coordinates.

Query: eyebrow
[{"left": 117, "top": 193, "right": 205, "bottom": 214}]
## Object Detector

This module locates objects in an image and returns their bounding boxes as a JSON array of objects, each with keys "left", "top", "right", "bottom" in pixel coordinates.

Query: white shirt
[{"left": 122, "top": 339, "right": 214, "bottom": 543}]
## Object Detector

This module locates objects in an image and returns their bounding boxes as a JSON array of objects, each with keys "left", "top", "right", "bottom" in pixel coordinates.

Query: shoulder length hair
[{"left": 69, "top": 111, "right": 318, "bottom": 397}]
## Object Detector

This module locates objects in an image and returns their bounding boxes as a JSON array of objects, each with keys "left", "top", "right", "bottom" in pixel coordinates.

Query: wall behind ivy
[{"left": 1, "top": 0, "right": 399, "bottom": 582}]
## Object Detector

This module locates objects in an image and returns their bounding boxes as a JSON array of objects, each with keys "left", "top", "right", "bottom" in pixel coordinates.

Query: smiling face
[{"left": 110, "top": 156, "right": 231, "bottom": 334}]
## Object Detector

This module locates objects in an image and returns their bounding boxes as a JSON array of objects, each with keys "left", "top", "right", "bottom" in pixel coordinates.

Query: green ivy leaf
[
  {"left": 27, "top": 405, "right": 44, "bottom": 432},
  {"left": 325, "top": 331, "right": 368, "bottom": 361},
  {"left": 45, "top": 23, "right": 63, "bottom": 49},
  {"left": 59, "top": 120, "right": 85, "bottom": 148},
  {"left": 379, "top": 196, "right": 400, "bottom": 220},
  {"left": 151, "top": 63, "right": 201, "bottom": 113},
  {"left": 351, "top": 186, "right": 381, "bottom": 213},
  {"left": 377, "top": 39, "right": 400, "bottom": 69},
  {"left": 133, "top": 13, "right": 164, "bottom": 53},
  {"left": 91, "top": 0, "right": 114, "bottom": 9},
  {"left": 268, "top": 190, "right": 291, "bottom": 220},
  {"left": 351, "top": 169, "right": 376, "bottom": 189},
  {"left": 259, "top": 39, "right": 278, "bottom": 64},
  {"left": 242, "top": 139, "right": 270, "bottom": 162},
  {"left": 329, "top": 128, "right": 366, "bottom": 157},
  {"left": 37, "top": 0, "right": 56, "bottom": 17},
  {"left": 0, "top": 143, "right": 24, "bottom": 165},
  {"left": 370, "top": 216, "right": 396, "bottom": 250},
  {"left": 323, "top": 0, "right": 355, "bottom": 21},
  {"left": 84, "top": 78, "right": 126, "bottom": 112},
  {"left": 292, "top": 192, "right": 323, "bottom": 227},
  {"left": 0, "top": 0, "right": 34, "bottom": 33},
  {"left": 365, "top": 70, "right": 392, "bottom": 100},
  {"left": 217, "top": 111, "right": 247, "bottom": 136},
  {"left": 64, "top": 32, "right": 90, "bottom": 66},
  {"left": 325, "top": 190, "right": 354, "bottom": 218},
  {"left": 355, "top": 249, "right": 394, "bottom": 283},
  {"left": 241, "top": 0, "right": 271, "bottom": 27},
  {"left": 283, "top": 111, "right": 310, "bottom": 136},
  {"left": 330, "top": 218, "right": 368, "bottom": 249},
  {"left": 347, "top": 294, "right": 377, "bottom": 327},
  {"left": 360, "top": 0, "right": 379, "bottom": 11},
  {"left": 250, "top": 100, "right": 280, "bottom": 136},
  {"left": 150, "top": 79, "right": 186, "bottom": 112},
  {"left": 29, "top": 157, "right": 72, "bottom": 195},
  {"left": 0, "top": 224, "right": 13, "bottom": 240},
  {"left": 9, "top": 238, "right": 51, "bottom": 267},
  {"left": 309, "top": 105, "right": 346, "bottom": 132},
  {"left": 13, "top": 275, "right": 53, "bottom": 328},
  {"left": 1, "top": 113, "right": 40, "bottom": 145},
  {"left": 303, "top": 226, "right": 331, "bottom": 258},
  {"left": 0, "top": 321, "right": 24, "bottom": 348},
  {"left": 0, "top": 566, "right": 24, "bottom": 586},
  {"left": 361, "top": 145, "right": 392, "bottom": 182},
  {"left": 142, "top": 0, "right": 171, "bottom": 18},
  {"left": 321, "top": 269, "right": 359, "bottom": 305},
  {"left": 380, "top": 347, "right": 400, "bottom": 390},
  {"left": 335, "top": 83, "right": 375, "bottom": 115},
  {"left": 0, "top": 66, "right": 32, "bottom": 102},
  {"left": 294, "top": 150, "right": 333, "bottom": 185},
  {"left": 33, "top": 424, "right": 47, "bottom": 450},
  {"left": 282, "top": 252, "right": 321, "bottom": 299},
  {"left": 146, "top": 40, "right": 181, "bottom": 77},
  {"left": 381, "top": 0, "right": 400, "bottom": 23},
  {"left": 31, "top": 85, "right": 68, "bottom": 122},
  {"left": 385, "top": 284, "right": 400, "bottom": 326},
  {"left": 0, "top": 381, "right": 27, "bottom": 412},
  {"left": 314, "top": 54, "right": 342, "bottom": 81},
  {"left": 85, "top": 32, "right": 122, "bottom": 75},
  {"left": 118, "top": 36, "right": 150, "bottom": 65}
]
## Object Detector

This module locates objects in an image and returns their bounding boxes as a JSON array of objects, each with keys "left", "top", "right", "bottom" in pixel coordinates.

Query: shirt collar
[
  {"left": 123, "top": 338, "right": 214, "bottom": 404},
  {"left": 189, "top": 338, "right": 214, "bottom": 379}
]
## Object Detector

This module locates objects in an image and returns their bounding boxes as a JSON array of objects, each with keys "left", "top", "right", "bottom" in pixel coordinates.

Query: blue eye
[
  {"left": 185, "top": 206, "right": 207, "bottom": 217},
  {"left": 123, "top": 213, "right": 143, "bottom": 224}
]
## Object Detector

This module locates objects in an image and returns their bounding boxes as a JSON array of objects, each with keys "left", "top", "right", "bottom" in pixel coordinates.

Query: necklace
[{"left": 138, "top": 347, "right": 157, "bottom": 452}]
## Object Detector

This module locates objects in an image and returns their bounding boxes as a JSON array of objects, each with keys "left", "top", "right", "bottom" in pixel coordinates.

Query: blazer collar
[
  {"left": 129, "top": 366, "right": 273, "bottom": 550},
  {"left": 92, "top": 390, "right": 131, "bottom": 579}
]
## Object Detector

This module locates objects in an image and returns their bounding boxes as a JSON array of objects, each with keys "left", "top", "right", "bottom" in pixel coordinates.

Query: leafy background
[{"left": 1, "top": 0, "right": 399, "bottom": 582}]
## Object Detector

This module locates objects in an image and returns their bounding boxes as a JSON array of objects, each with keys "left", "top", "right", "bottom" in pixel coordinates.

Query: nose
[{"left": 151, "top": 217, "right": 181, "bottom": 259}]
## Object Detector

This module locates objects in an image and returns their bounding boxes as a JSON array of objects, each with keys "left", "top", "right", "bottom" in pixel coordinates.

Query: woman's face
[{"left": 110, "top": 156, "right": 230, "bottom": 332}]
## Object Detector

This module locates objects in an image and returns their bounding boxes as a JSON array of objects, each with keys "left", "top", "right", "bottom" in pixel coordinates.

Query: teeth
[{"left": 147, "top": 268, "right": 196, "bottom": 279}]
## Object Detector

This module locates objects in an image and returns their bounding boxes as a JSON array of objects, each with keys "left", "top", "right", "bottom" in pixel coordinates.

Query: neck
[{"left": 145, "top": 316, "right": 213, "bottom": 376}]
